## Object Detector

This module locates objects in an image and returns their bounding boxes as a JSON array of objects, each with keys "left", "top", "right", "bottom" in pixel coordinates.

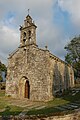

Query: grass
[
  {"left": 0, "top": 90, "right": 24, "bottom": 116},
  {"left": 26, "top": 88, "right": 80, "bottom": 116},
  {"left": 0, "top": 90, "right": 5, "bottom": 97},
  {"left": 0, "top": 105, "right": 23, "bottom": 116},
  {"left": 27, "top": 107, "right": 61, "bottom": 116},
  {"left": 26, "top": 107, "right": 75, "bottom": 116},
  {"left": 0, "top": 86, "right": 80, "bottom": 116},
  {"left": 63, "top": 92, "right": 80, "bottom": 102},
  {"left": 47, "top": 98, "right": 69, "bottom": 107}
]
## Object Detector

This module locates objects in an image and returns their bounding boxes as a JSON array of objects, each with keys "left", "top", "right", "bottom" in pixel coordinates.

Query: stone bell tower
[{"left": 20, "top": 14, "right": 37, "bottom": 47}]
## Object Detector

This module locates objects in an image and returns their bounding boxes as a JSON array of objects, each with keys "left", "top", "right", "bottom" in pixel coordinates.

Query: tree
[
  {"left": 0, "top": 61, "right": 7, "bottom": 71},
  {"left": 64, "top": 35, "right": 80, "bottom": 78},
  {"left": 0, "top": 61, "right": 7, "bottom": 82}
]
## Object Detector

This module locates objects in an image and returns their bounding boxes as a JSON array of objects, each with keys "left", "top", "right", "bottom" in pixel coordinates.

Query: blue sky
[{"left": 0, "top": 0, "right": 80, "bottom": 65}]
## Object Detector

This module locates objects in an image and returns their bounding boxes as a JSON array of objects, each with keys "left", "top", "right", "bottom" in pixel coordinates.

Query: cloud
[
  {"left": 0, "top": 0, "right": 54, "bottom": 23},
  {"left": 0, "top": 23, "right": 19, "bottom": 64},
  {"left": 0, "top": 0, "right": 61, "bottom": 64},
  {"left": 0, "top": 24, "right": 19, "bottom": 52},
  {"left": 58, "top": 0, "right": 80, "bottom": 27},
  {"left": 1, "top": 0, "right": 75, "bottom": 64}
]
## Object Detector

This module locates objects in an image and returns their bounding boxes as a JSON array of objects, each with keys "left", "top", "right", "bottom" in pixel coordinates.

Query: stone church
[{"left": 6, "top": 14, "right": 74, "bottom": 101}]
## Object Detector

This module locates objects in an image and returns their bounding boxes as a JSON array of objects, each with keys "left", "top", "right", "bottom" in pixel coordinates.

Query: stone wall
[
  {"left": 6, "top": 44, "right": 74, "bottom": 101},
  {"left": 49, "top": 53, "right": 74, "bottom": 96}
]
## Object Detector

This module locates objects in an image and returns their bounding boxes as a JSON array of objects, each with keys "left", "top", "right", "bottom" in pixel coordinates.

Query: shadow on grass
[
  {"left": 0, "top": 106, "right": 22, "bottom": 117},
  {"left": 62, "top": 89, "right": 80, "bottom": 103},
  {"left": 27, "top": 107, "right": 62, "bottom": 116}
]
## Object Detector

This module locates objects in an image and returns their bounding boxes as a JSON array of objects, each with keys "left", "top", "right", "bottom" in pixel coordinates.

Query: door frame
[{"left": 19, "top": 76, "right": 30, "bottom": 99}]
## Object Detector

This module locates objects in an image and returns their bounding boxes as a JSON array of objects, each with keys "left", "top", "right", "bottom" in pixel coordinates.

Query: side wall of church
[{"left": 49, "top": 54, "right": 74, "bottom": 96}]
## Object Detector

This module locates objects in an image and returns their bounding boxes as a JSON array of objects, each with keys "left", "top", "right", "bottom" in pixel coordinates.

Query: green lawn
[
  {"left": 47, "top": 98, "right": 69, "bottom": 107},
  {"left": 0, "top": 90, "right": 5, "bottom": 97},
  {"left": 27, "top": 107, "right": 61, "bottom": 116},
  {"left": 0, "top": 105, "right": 23, "bottom": 116},
  {"left": 0, "top": 90, "right": 24, "bottom": 116},
  {"left": 0, "top": 87, "right": 80, "bottom": 116}
]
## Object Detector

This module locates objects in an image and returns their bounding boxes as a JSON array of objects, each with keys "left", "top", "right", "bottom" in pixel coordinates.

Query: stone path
[
  {"left": 10, "top": 99, "right": 46, "bottom": 116},
  {"left": 19, "top": 104, "right": 46, "bottom": 116},
  {"left": 8, "top": 98, "right": 45, "bottom": 108}
]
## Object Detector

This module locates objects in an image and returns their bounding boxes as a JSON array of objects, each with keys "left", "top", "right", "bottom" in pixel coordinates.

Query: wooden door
[{"left": 25, "top": 81, "right": 30, "bottom": 98}]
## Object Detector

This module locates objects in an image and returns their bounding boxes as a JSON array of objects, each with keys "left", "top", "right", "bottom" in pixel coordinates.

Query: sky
[{"left": 0, "top": 0, "right": 80, "bottom": 65}]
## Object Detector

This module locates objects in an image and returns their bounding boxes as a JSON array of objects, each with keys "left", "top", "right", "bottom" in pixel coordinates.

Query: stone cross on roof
[{"left": 28, "top": 9, "right": 30, "bottom": 15}]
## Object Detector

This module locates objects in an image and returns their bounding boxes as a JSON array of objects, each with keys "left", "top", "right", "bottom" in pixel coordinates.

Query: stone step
[
  {"left": 68, "top": 104, "right": 78, "bottom": 109},
  {"left": 54, "top": 106, "right": 66, "bottom": 111},
  {"left": 60, "top": 105, "right": 74, "bottom": 110},
  {"left": 70, "top": 103, "right": 80, "bottom": 106},
  {"left": 35, "top": 106, "right": 46, "bottom": 110}
]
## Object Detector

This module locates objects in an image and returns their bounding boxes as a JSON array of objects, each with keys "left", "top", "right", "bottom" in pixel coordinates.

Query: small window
[
  {"left": 28, "top": 31, "right": 31, "bottom": 37},
  {"left": 28, "top": 30, "right": 31, "bottom": 40},
  {"left": 23, "top": 39, "right": 26, "bottom": 42},
  {"left": 23, "top": 32, "right": 26, "bottom": 45},
  {"left": 23, "top": 32, "right": 26, "bottom": 38},
  {"left": 23, "top": 39, "right": 26, "bottom": 45}
]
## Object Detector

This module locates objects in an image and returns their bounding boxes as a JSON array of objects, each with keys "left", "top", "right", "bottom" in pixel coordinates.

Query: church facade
[{"left": 6, "top": 14, "right": 74, "bottom": 101}]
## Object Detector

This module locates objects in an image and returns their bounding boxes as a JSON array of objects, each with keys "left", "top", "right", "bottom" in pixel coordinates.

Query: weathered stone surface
[{"left": 6, "top": 14, "right": 74, "bottom": 101}]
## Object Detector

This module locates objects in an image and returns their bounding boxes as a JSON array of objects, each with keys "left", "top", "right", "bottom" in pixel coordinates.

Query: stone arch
[
  {"left": 23, "top": 32, "right": 26, "bottom": 45},
  {"left": 28, "top": 30, "right": 32, "bottom": 43},
  {"left": 19, "top": 76, "right": 30, "bottom": 99}
]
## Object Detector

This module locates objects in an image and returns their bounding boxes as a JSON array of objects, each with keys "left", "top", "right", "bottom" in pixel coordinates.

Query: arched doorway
[
  {"left": 25, "top": 81, "right": 30, "bottom": 98},
  {"left": 19, "top": 77, "right": 30, "bottom": 99}
]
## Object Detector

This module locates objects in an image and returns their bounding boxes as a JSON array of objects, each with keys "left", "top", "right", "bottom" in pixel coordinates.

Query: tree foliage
[
  {"left": 0, "top": 61, "right": 7, "bottom": 82},
  {"left": 0, "top": 61, "right": 7, "bottom": 72},
  {"left": 64, "top": 36, "right": 80, "bottom": 78}
]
